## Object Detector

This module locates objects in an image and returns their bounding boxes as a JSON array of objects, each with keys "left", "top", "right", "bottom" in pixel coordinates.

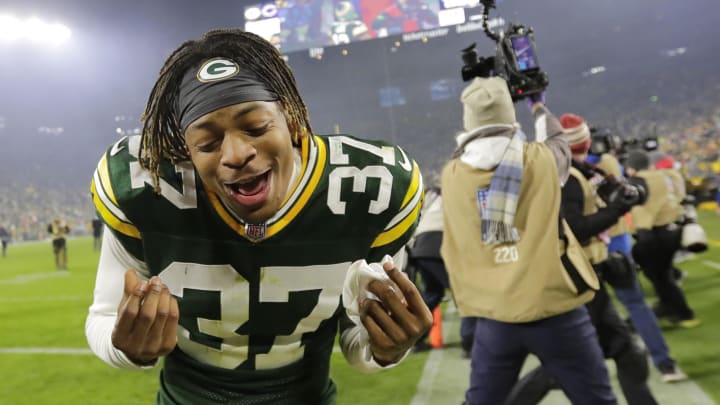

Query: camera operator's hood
[{"left": 455, "top": 124, "right": 519, "bottom": 170}]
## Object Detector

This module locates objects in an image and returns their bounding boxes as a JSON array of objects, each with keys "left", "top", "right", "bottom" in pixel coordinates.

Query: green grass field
[
  {"left": 636, "top": 210, "right": 720, "bottom": 400},
  {"left": 1, "top": 210, "right": 719, "bottom": 404}
]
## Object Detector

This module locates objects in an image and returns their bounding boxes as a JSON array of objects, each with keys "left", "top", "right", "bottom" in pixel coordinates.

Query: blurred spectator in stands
[
  {"left": 0, "top": 182, "right": 92, "bottom": 242},
  {"left": 48, "top": 217, "right": 70, "bottom": 270}
]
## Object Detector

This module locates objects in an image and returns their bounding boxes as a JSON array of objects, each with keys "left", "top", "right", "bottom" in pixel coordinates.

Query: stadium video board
[{"left": 243, "top": 0, "right": 486, "bottom": 54}]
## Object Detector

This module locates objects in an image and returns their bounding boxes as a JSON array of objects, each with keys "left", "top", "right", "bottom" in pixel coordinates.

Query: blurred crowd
[
  {"left": 2, "top": 91, "right": 718, "bottom": 244},
  {"left": 579, "top": 63, "right": 720, "bottom": 181},
  {"left": 0, "top": 182, "right": 94, "bottom": 242}
]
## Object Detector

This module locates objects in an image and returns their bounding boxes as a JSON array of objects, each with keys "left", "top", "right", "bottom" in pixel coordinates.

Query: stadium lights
[
  {"left": 308, "top": 47, "right": 324, "bottom": 60},
  {"left": 0, "top": 14, "right": 71, "bottom": 45},
  {"left": 663, "top": 47, "right": 687, "bottom": 57},
  {"left": 582, "top": 66, "right": 606, "bottom": 77},
  {"left": 38, "top": 126, "right": 64, "bottom": 136}
]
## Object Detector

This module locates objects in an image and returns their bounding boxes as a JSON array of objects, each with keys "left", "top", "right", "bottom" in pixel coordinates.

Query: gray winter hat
[{"left": 461, "top": 77, "right": 516, "bottom": 132}]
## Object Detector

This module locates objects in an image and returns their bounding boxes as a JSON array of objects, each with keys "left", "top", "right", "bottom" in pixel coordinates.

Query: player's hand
[
  {"left": 112, "top": 269, "right": 179, "bottom": 366},
  {"left": 361, "top": 262, "right": 433, "bottom": 365}
]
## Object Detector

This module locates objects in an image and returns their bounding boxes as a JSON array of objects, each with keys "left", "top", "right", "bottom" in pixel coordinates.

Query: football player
[{"left": 86, "top": 28, "right": 432, "bottom": 404}]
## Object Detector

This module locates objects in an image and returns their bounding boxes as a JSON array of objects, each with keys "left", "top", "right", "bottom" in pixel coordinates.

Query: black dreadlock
[{"left": 139, "top": 28, "right": 312, "bottom": 192}]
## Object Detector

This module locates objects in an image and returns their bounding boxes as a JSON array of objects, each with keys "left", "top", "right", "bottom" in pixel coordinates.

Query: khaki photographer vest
[
  {"left": 441, "top": 143, "right": 598, "bottom": 323},
  {"left": 631, "top": 170, "right": 682, "bottom": 230},
  {"left": 596, "top": 154, "right": 630, "bottom": 237},
  {"left": 568, "top": 167, "right": 610, "bottom": 265},
  {"left": 663, "top": 168, "right": 686, "bottom": 223},
  {"left": 663, "top": 169, "right": 686, "bottom": 200}
]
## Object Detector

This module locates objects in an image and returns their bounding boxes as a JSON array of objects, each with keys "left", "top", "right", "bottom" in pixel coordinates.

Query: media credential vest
[{"left": 441, "top": 142, "right": 598, "bottom": 323}]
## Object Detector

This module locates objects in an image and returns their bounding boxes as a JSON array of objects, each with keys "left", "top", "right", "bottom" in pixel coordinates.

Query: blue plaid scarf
[{"left": 481, "top": 130, "right": 525, "bottom": 245}]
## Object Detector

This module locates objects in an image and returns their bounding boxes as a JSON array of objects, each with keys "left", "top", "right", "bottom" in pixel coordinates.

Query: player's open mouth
[{"left": 224, "top": 171, "right": 271, "bottom": 207}]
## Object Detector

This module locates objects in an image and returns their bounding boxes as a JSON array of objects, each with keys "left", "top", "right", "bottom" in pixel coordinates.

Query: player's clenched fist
[{"left": 112, "top": 269, "right": 179, "bottom": 366}]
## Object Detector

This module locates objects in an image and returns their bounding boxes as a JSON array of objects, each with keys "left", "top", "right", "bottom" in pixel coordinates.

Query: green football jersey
[{"left": 91, "top": 133, "right": 423, "bottom": 404}]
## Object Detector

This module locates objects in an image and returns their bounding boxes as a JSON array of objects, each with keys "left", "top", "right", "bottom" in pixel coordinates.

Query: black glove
[
  {"left": 526, "top": 91, "right": 546, "bottom": 110},
  {"left": 617, "top": 182, "right": 646, "bottom": 207},
  {"left": 601, "top": 252, "right": 636, "bottom": 289},
  {"left": 598, "top": 177, "right": 647, "bottom": 212}
]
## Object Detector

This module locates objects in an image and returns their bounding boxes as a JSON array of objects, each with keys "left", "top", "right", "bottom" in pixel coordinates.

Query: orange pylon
[
  {"left": 624, "top": 212, "right": 633, "bottom": 230},
  {"left": 429, "top": 306, "right": 444, "bottom": 348}
]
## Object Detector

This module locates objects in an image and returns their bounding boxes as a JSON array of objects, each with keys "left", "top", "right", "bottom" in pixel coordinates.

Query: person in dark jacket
[
  {"left": 506, "top": 113, "right": 657, "bottom": 405},
  {"left": 407, "top": 185, "right": 448, "bottom": 352}
]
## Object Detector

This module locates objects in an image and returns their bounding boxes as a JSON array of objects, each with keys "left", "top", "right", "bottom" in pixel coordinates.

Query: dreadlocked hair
[{"left": 139, "top": 28, "right": 312, "bottom": 192}]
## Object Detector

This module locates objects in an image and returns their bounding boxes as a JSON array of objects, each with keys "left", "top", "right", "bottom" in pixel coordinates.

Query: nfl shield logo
[
  {"left": 245, "top": 223, "right": 267, "bottom": 241},
  {"left": 476, "top": 188, "right": 489, "bottom": 213}
]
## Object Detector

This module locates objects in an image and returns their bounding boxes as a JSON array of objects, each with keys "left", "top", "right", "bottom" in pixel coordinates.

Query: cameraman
[
  {"left": 561, "top": 114, "right": 657, "bottom": 404},
  {"left": 625, "top": 150, "right": 700, "bottom": 328},
  {"left": 506, "top": 114, "right": 658, "bottom": 405},
  {"left": 652, "top": 154, "right": 703, "bottom": 278},
  {"left": 590, "top": 132, "right": 687, "bottom": 383},
  {"left": 441, "top": 78, "right": 616, "bottom": 405}
]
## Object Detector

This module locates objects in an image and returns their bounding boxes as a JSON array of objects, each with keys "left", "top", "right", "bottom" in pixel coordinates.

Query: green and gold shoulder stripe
[
  {"left": 371, "top": 159, "right": 423, "bottom": 248},
  {"left": 90, "top": 142, "right": 141, "bottom": 239}
]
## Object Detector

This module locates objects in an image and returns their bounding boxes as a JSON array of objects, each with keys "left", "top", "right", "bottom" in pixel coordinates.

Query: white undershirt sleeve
[{"left": 84, "top": 226, "right": 157, "bottom": 369}]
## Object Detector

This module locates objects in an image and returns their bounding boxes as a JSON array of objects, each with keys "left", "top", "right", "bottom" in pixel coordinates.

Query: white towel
[{"left": 342, "top": 255, "right": 393, "bottom": 325}]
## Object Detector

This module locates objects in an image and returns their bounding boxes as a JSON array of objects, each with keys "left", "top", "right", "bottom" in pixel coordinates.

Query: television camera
[
  {"left": 461, "top": 0, "right": 549, "bottom": 101},
  {"left": 589, "top": 127, "right": 623, "bottom": 156}
]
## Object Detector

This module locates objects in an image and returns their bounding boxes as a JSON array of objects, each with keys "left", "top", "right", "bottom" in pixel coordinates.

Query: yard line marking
[
  {"left": 680, "top": 378, "right": 720, "bottom": 405},
  {"left": 702, "top": 260, "right": 720, "bottom": 271},
  {"left": 409, "top": 347, "right": 443, "bottom": 405},
  {"left": 0, "top": 295, "right": 88, "bottom": 303},
  {"left": 1, "top": 346, "right": 342, "bottom": 355},
  {"left": 0, "top": 347, "right": 93, "bottom": 355},
  {"left": 0, "top": 271, "right": 70, "bottom": 285},
  {"left": 410, "top": 302, "right": 454, "bottom": 405}
]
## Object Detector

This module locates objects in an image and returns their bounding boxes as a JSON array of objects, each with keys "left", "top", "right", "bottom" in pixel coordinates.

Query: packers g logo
[{"left": 197, "top": 58, "right": 240, "bottom": 82}]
